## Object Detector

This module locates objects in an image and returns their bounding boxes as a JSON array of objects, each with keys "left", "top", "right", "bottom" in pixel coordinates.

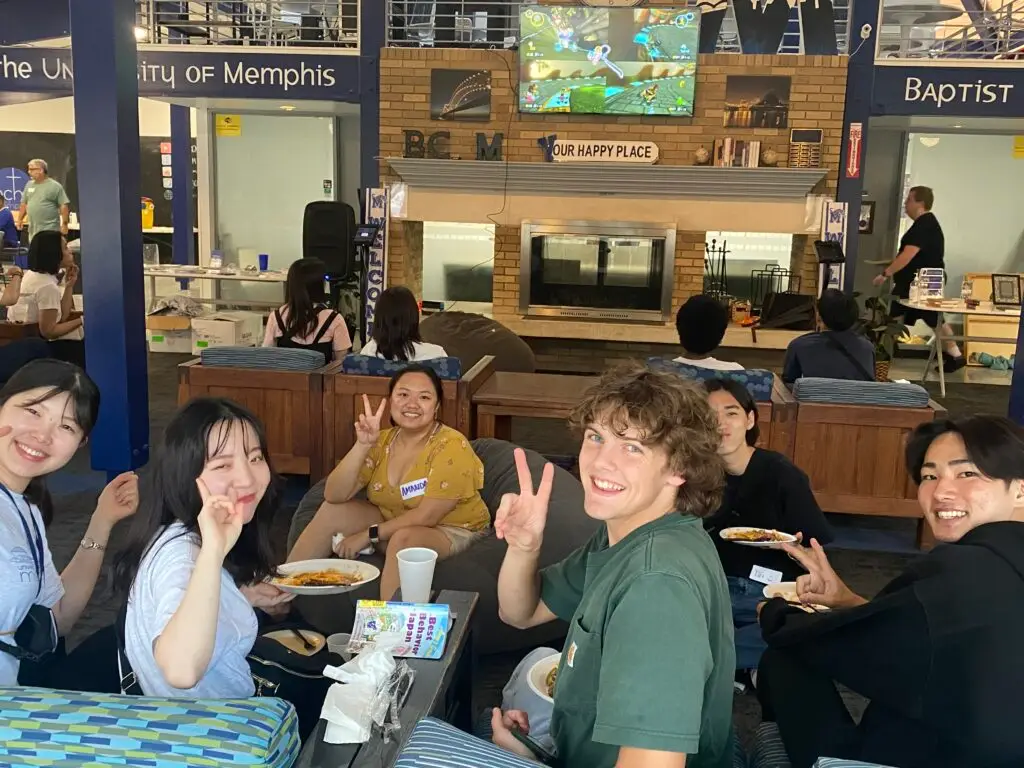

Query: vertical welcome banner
[
  {"left": 819, "top": 199, "right": 847, "bottom": 294},
  {"left": 363, "top": 187, "right": 389, "bottom": 343}
]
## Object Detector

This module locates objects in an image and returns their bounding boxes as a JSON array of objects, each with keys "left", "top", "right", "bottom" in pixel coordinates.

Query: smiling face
[
  {"left": 578, "top": 416, "right": 684, "bottom": 531},
  {"left": 0, "top": 388, "right": 86, "bottom": 487},
  {"left": 197, "top": 419, "right": 270, "bottom": 525},
  {"left": 707, "top": 389, "right": 755, "bottom": 458},
  {"left": 917, "top": 431, "right": 1024, "bottom": 543},
  {"left": 389, "top": 371, "right": 439, "bottom": 431}
]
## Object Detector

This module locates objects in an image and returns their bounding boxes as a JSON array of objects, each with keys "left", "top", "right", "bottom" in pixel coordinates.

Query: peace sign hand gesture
[
  {"left": 494, "top": 448, "right": 555, "bottom": 554},
  {"left": 196, "top": 478, "right": 245, "bottom": 562},
  {"left": 355, "top": 394, "right": 387, "bottom": 446},
  {"left": 782, "top": 538, "right": 865, "bottom": 610}
]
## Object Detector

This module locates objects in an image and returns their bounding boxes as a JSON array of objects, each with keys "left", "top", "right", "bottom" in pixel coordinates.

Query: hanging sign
[
  {"left": 844, "top": 122, "right": 862, "bottom": 180},
  {"left": 363, "top": 188, "right": 389, "bottom": 343},
  {"left": 819, "top": 199, "right": 847, "bottom": 295},
  {"left": 872, "top": 65, "right": 1023, "bottom": 118},
  {"left": 537, "top": 135, "right": 659, "bottom": 163}
]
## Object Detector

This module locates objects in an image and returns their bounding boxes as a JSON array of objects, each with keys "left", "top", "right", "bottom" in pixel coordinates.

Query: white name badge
[
  {"left": 400, "top": 478, "right": 428, "bottom": 500},
  {"left": 749, "top": 565, "right": 784, "bottom": 585}
]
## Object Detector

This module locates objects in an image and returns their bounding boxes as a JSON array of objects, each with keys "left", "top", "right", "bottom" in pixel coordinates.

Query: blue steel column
[
  {"left": 836, "top": 0, "right": 879, "bottom": 292},
  {"left": 359, "top": 0, "right": 386, "bottom": 198},
  {"left": 1009, "top": 317, "right": 1024, "bottom": 424},
  {"left": 70, "top": 1, "right": 149, "bottom": 471},
  {"left": 170, "top": 105, "right": 195, "bottom": 268}
]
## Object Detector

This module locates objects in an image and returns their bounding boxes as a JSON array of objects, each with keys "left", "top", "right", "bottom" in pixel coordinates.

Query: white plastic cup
[
  {"left": 326, "top": 632, "right": 353, "bottom": 661},
  {"left": 396, "top": 547, "right": 438, "bottom": 604}
]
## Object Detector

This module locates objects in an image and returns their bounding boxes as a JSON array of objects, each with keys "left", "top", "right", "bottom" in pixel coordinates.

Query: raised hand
[
  {"left": 95, "top": 472, "right": 139, "bottom": 525},
  {"left": 355, "top": 394, "right": 387, "bottom": 446},
  {"left": 494, "top": 448, "right": 554, "bottom": 554},
  {"left": 196, "top": 478, "right": 245, "bottom": 561},
  {"left": 782, "top": 538, "right": 864, "bottom": 609}
]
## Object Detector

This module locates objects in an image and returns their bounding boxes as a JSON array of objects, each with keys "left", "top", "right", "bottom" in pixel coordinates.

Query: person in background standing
[
  {"left": 0, "top": 196, "right": 19, "bottom": 249},
  {"left": 17, "top": 160, "right": 70, "bottom": 243},
  {"left": 873, "top": 186, "right": 965, "bottom": 374}
]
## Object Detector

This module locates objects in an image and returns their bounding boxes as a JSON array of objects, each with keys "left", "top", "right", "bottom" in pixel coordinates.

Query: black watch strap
[{"left": 368, "top": 525, "right": 380, "bottom": 544}]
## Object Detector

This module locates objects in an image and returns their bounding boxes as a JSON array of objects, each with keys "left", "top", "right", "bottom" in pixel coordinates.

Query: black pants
[
  {"left": 48, "top": 339, "right": 86, "bottom": 370},
  {"left": 757, "top": 647, "right": 862, "bottom": 768}
]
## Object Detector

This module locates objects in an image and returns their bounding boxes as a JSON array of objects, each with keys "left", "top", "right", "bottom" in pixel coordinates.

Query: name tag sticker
[
  {"left": 749, "top": 565, "right": 784, "bottom": 585},
  {"left": 400, "top": 478, "right": 428, "bottom": 500}
]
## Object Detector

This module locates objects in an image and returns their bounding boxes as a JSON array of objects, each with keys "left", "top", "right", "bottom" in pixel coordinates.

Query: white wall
[
  {"left": 904, "top": 133, "right": 1024, "bottom": 292},
  {"left": 0, "top": 96, "right": 196, "bottom": 136}
]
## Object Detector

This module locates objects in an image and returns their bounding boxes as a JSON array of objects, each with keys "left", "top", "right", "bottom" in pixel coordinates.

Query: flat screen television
[{"left": 518, "top": 6, "right": 700, "bottom": 117}]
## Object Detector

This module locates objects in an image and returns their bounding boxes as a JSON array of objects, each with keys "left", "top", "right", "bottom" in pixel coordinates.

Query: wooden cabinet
[{"left": 964, "top": 272, "right": 1021, "bottom": 364}]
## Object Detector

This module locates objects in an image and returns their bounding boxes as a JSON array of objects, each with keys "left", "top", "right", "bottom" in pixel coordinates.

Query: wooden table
[
  {"left": 295, "top": 590, "right": 478, "bottom": 768},
  {"left": 471, "top": 372, "right": 596, "bottom": 439}
]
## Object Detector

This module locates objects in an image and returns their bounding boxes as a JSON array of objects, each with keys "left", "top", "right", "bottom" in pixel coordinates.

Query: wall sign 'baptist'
[{"left": 872, "top": 66, "right": 1023, "bottom": 118}]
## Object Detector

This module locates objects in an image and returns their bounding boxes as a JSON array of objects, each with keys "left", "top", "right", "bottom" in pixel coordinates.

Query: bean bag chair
[{"left": 420, "top": 312, "right": 536, "bottom": 373}]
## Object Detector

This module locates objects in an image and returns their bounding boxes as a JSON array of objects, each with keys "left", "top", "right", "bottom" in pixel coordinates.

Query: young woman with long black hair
[
  {"left": 359, "top": 286, "right": 446, "bottom": 361},
  {"left": 263, "top": 257, "right": 351, "bottom": 361},
  {"left": 0, "top": 358, "right": 138, "bottom": 686}
]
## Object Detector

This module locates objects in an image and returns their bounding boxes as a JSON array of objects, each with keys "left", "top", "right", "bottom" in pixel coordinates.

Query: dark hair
[
  {"left": 0, "top": 359, "right": 100, "bottom": 526},
  {"left": 569, "top": 363, "right": 725, "bottom": 517},
  {"left": 113, "top": 398, "right": 279, "bottom": 597},
  {"left": 675, "top": 295, "right": 730, "bottom": 356},
  {"left": 371, "top": 286, "right": 421, "bottom": 361},
  {"left": 909, "top": 185, "right": 935, "bottom": 210},
  {"left": 817, "top": 288, "right": 860, "bottom": 332},
  {"left": 389, "top": 363, "right": 443, "bottom": 405},
  {"left": 281, "top": 258, "right": 328, "bottom": 339},
  {"left": 704, "top": 377, "right": 759, "bottom": 447},
  {"left": 906, "top": 415, "right": 1024, "bottom": 486},
  {"left": 28, "top": 231, "right": 66, "bottom": 276}
]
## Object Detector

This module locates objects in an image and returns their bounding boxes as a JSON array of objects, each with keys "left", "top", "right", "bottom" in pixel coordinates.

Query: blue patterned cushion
[
  {"left": 749, "top": 722, "right": 893, "bottom": 768},
  {"left": 200, "top": 346, "right": 326, "bottom": 371},
  {"left": 647, "top": 357, "right": 774, "bottom": 402},
  {"left": 342, "top": 355, "right": 463, "bottom": 380},
  {"left": 0, "top": 686, "right": 299, "bottom": 767},
  {"left": 792, "top": 377, "right": 930, "bottom": 408}
]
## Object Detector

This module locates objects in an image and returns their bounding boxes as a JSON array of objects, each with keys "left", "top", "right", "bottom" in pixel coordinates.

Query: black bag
[
  {"left": 822, "top": 331, "right": 875, "bottom": 382},
  {"left": 0, "top": 604, "right": 58, "bottom": 663}
]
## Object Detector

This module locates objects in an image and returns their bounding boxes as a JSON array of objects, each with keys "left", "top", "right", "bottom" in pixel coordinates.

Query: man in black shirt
[{"left": 873, "top": 186, "right": 965, "bottom": 373}]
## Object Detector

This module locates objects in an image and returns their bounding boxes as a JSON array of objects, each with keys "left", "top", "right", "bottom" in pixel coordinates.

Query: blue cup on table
[{"left": 258, "top": 253, "right": 269, "bottom": 272}]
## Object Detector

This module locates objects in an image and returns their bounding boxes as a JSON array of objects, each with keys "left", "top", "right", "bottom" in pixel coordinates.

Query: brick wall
[{"left": 379, "top": 48, "right": 847, "bottom": 308}]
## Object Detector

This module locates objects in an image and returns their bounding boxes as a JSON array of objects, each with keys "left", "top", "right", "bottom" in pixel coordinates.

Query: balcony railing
[
  {"left": 876, "top": 0, "right": 1024, "bottom": 60},
  {"left": 386, "top": 0, "right": 852, "bottom": 55},
  {"left": 135, "top": 1, "right": 359, "bottom": 49}
]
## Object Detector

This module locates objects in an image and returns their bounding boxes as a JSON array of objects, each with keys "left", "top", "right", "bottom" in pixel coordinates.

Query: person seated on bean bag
[
  {"left": 757, "top": 415, "right": 1024, "bottom": 768},
  {"left": 359, "top": 286, "right": 446, "bottom": 361},
  {"left": 288, "top": 364, "right": 490, "bottom": 599},
  {"left": 675, "top": 295, "right": 743, "bottom": 372}
]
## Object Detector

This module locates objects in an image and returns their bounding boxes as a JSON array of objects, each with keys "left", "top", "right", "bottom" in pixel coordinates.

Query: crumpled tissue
[
  {"left": 320, "top": 642, "right": 396, "bottom": 744},
  {"left": 332, "top": 532, "right": 375, "bottom": 557}
]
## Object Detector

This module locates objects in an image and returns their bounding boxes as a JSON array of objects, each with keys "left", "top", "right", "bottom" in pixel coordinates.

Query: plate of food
[
  {"left": 526, "top": 653, "right": 561, "bottom": 704},
  {"left": 719, "top": 527, "right": 797, "bottom": 548},
  {"left": 272, "top": 559, "right": 380, "bottom": 595},
  {"left": 762, "top": 582, "right": 829, "bottom": 612}
]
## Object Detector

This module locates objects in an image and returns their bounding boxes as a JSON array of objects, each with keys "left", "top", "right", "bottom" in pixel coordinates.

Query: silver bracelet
[{"left": 80, "top": 537, "right": 106, "bottom": 551}]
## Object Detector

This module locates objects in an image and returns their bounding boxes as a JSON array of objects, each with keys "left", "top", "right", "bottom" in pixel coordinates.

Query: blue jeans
[{"left": 728, "top": 576, "right": 768, "bottom": 671}]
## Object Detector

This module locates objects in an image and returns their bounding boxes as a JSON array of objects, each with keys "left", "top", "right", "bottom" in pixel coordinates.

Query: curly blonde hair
[{"left": 568, "top": 362, "right": 725, "bottom": 517}]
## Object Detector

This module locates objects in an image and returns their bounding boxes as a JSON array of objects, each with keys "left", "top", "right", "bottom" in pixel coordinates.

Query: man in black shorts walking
[{"left": 872, "top": 186, "right": 966, "bottom": 374}]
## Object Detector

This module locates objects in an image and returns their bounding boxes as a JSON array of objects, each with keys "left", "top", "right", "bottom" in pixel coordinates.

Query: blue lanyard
[{"left": 1, "top": 485, "right": 43, "bottom": 593}]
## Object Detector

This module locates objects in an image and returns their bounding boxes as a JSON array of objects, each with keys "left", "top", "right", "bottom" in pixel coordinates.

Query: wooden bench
[
  {"left": 177, "top": 359, "right": 330, "bottom": 480},
  {"left": 0, "top": 322, "right": 39, "bottom": 346},
  {"left": 320, "top": 356, "right": 496, "bottom": 477},
  {"left": 791, "top": 399, "right": 947, "bottom": 548}
]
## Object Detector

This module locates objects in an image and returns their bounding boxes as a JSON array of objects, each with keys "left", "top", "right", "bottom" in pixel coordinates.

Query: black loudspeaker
[{"left": 302, "top": 201, "right": 356, "bottom": 278}]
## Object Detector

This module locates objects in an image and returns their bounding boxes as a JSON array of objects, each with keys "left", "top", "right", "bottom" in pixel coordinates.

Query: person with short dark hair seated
[
  {"left": 674, "top": 295, "right": 743, "bottom": 371},
  {"left": 757, "top": 415, "right": 1024, "bottom": 768},
  {"left": 782, "top": 289, "right": 874, "bottom": 384}
]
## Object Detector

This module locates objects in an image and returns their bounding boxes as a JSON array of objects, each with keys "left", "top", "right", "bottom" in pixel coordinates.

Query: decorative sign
[
  {"left": 537, "top": 135, "right": 659, "bottom": 163},
  {"left": 819, "top": 199, "right": 847, "bottom": 294},
  {"left": 872, "top": 66, "right": 1022, "bottom": 118},
  {"left": 403, "top": 130, "right": 504, "bottom": 161},
  {"left": 845, "top": 122, "right": 862, "bottom": 180},
  {"left": 215, "top": 114, "right": 242, "bottom": 137},
  {"left": 363, "top": 188, "right": 389, "bottom": 343}
]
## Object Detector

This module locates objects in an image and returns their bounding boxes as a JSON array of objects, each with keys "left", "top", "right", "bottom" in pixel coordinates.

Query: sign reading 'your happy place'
[{"left": 538, "top": 136, "right": 659, "bottom": 164}]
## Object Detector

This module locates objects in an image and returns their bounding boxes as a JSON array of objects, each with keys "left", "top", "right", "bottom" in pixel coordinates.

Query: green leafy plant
[{"left": 859, "top": 291, "right": 908, "bottom": 362}]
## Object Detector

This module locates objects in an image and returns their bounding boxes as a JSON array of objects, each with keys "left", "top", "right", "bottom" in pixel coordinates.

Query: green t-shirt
[
  {"left": 540, "top": 513, "right": 735, "bottom": 768},
  {"left": 22, "top": 178, "right": 70, "bottom": 241}
]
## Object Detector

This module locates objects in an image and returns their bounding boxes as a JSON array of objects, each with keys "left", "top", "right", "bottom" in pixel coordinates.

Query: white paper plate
[
  {"left": 272, "top": 559, "right": 380, "bottom": 596},
  {"left": 762, "top": 581, "right": 829, "bottom": 612},
  {"left": 527, "top": 653, "right": 561, "bottom": 704},
  {"left": 719, "top": 527, "right": 797, "bottom": 549}
]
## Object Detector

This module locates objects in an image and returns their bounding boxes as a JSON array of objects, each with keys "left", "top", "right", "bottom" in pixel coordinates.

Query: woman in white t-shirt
[
  {"left": 262, "top": 257, "right": 351, "bottom": 361},
  {"left": 0, "top": 359, "right": 138, "bottom": 686},
  {"left": 359, "top": 285, "right": 446, "bottom": 361}
]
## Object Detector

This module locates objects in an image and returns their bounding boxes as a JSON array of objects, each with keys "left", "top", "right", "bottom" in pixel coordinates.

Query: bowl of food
[
  {"left": 762, "top": 581, "right": 829, "bottom": 612},
  {"left": 272, "top": 559, "right": 380, "bottom": 596},
  {"left": 527, "top": 653, "right": 561, "bottom": 704},
  {"left": 719, "top": 527, "right": 797, "bottom": 549}
]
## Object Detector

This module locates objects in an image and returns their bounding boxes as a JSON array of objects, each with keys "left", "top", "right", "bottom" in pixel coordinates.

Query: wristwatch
[
  {"left": 368, "top": 525, "right": 380, "bottom": 545},
  {"left": 80, "top": 537, "right": 106, "bottom": 551}
]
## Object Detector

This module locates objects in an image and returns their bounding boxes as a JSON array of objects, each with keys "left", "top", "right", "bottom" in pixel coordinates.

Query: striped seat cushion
[
  {"left": 342, "top": 355, "right": 463, "bottom": 380},
  {"left": 0, "top": 686, "right": 299, "bottom": 767},
  {"left": 200, "top": 346, "right": 326, "bottom": 371},
  {"left": 749, "top": 722, "right": 893, "bottom": 768},
  {"left": 815, "top": 760, "right": 896, "bottom": 767},
  {"left": 792, "top": 377, "right": 930, "bottom": 408},
  {"left": 646, "top": 357, "right": 774, "bottom": 402}
]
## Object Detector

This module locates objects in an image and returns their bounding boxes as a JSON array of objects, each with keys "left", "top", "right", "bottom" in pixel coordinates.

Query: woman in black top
[
  {"left": 704, "top": 378, "right": 832, "bottom": 671},
  {"left": 758, "top": 415, "right": 1024, "bottom": 768}
]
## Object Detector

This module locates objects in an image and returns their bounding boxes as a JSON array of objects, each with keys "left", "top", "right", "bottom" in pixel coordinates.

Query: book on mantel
[{"left": 713, "top": 138, "right": 761, "bottom": 168}]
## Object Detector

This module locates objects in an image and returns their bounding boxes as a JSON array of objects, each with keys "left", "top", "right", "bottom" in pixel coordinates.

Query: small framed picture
[
  {"left": 858, "top": 201, "right": 875, "bottom": 235},
  {"left": 992, "top": 273, "right": 1022, "bottom": 307}
]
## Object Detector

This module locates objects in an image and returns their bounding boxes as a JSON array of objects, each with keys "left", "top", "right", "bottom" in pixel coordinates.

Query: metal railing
[
  {"left": 386, "top": 0, "right": 853, "bottom": 55},
  {"left": 135, "top": 1, "right": 359, "bottom": 49},
  {"left": 876, "top": 0, "right": 1024, "bottom": 60}
]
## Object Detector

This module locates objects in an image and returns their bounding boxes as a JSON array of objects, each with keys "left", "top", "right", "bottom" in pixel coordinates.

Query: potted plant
[{"left": 860, "top": 291, "right": 908, "bottom": 382}]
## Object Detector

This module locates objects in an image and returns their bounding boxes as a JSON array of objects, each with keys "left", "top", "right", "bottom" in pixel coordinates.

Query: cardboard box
[
  {"left": 148, "top": 329, "right": 192, "bottom": 354},
  {"left": 146, "top": 314, "right": 192, "bottom": 332},
  {"left": 190, "top": 311, "right": 263, "bottom": 354}
]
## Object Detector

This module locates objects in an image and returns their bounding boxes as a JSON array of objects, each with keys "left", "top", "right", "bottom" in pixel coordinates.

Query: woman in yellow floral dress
[{"left": 289, "top": 364, "right": 490, "bottom": 599}]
